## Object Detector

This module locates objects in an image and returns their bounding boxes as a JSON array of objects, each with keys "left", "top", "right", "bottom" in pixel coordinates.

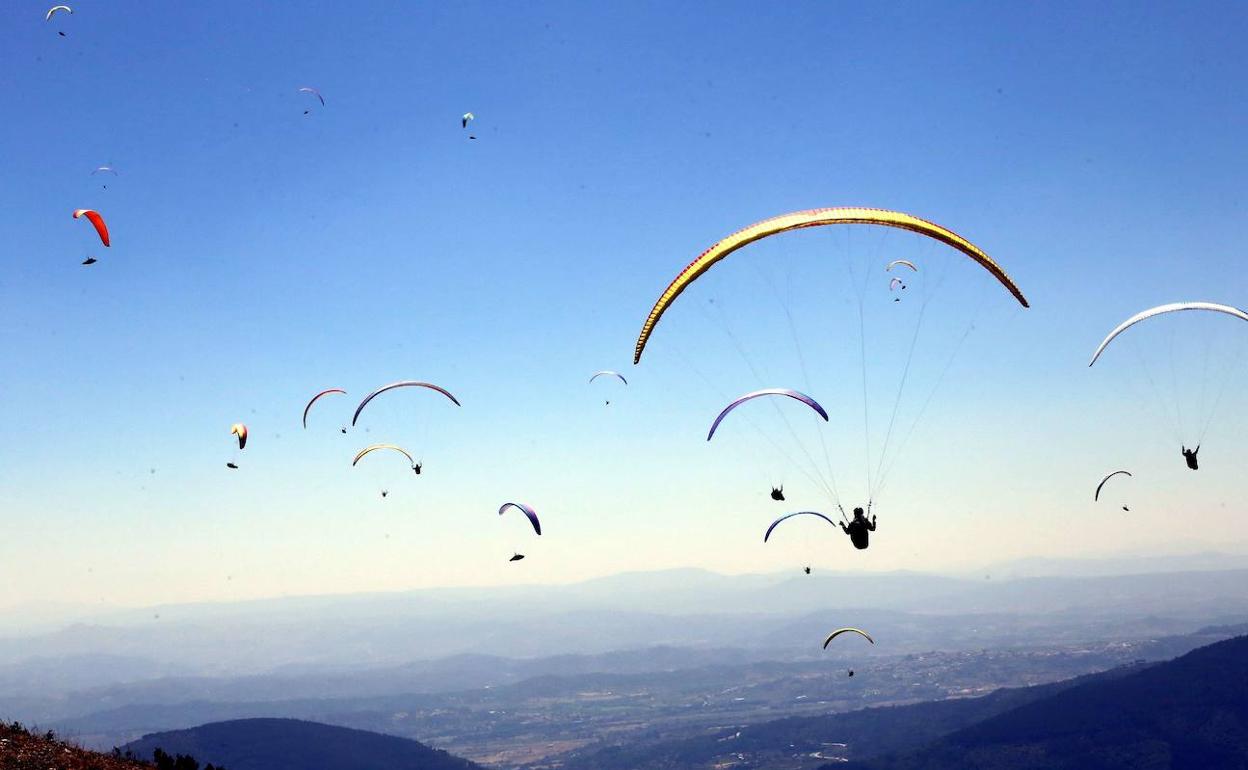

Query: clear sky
[{"left": 3, "top": 0, "right": 1248, "bottom": 611}]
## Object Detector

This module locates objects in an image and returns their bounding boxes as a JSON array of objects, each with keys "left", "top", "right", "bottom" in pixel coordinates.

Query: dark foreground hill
[
  {"left": 842, "top": 633, "right": 1248, "bottom": 770},
  {"left": 0, "top": 721, "right": 175, "bottom": 770},
  {"left": 122, "top": 718, "right": 481, "bottom": 770}
]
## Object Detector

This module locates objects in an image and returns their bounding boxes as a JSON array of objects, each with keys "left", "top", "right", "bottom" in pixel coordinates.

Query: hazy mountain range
[{"left": 0, "top": 556, "right": 1244, "bottom": 766}]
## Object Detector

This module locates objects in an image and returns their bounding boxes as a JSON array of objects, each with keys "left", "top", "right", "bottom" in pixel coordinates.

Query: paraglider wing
[
  {"left": 302, "top": 388, "right": 347, "bottom": 428},
  {"left": 763, "top": 511, "right": 837, "bottom": 542},
  {"left": 73, "top": 209, "right": 110, "bottom": 247},
  {"left": 298, "top": 86, "right": 325, "bottom": 106},
  {"left": 498, "top": 502, "right": 541, "bottom": 536},
  {"left": 351, "top": 381, "right": 462, "bottom": 426},
  {"left": 823, "top": 627, "right": 875, "bottom": 649},
  {"left": 634, "top": 208, "right": 1028, "bottom": 363},
  {"left": 886, "top": 259, "right": 918, "bottom": 272},
  {"left": 352, "top": 444, "right": 417, "bottom": 469},
  {"left": 1088, "top": 302, "right": 1248, "bottom": 366},
  {"left": 707, "top": 388, "right": 828, "bottom": 441},
  {"left": 1094, "top": 470, "right": 1132, "bottom": 502},
  {"left": 462, "top": 112, "right": 475, "bottom": 128},
  {"left": 889, "top": 277, "right": 905, "bottom": 291},
  {"left": 230, "top": 423, "right": 248, "bottom": 450},
  {"left": 91, "top": 166, "right": 118, "bottom": 176},
  {"left": 589, "top": 370, "right": 628, "bottom": 385},
  {"left": 46, "top": 5, "right": 72, "bottom": 20}
]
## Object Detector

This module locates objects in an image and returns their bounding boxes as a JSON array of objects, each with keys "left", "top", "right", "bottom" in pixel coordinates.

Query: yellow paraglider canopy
[
  {"left": 823, "top": 627, "right": 875, "bottom": 648},
  {"left": 633, "top": 207, "right": 1029, "bottom": 363}
]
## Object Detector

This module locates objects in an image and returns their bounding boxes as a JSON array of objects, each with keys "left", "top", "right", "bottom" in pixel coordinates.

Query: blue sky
[{"left": 3, "top": 0, "right": 1248, "bottom": 609}]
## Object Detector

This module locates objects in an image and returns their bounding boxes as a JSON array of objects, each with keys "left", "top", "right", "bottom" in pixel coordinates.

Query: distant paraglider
[
  {"left": 73, "top": 209, "right": 110, "bottom": 247},
  {"left": 885, "top": 259, "right": 918, "bottom": 272},
  {"left": 81, "top": 256, "right": 97, "bottom": 266},
  {"left": 351, "top": 381, "right": 461, "bottom": 426},
  {"left": 298, "top": 87, "right": 325, "bottom": 113},
  {"left": 352, "top": 444, "right": 420, "bottom": 472},
  {"left": 45, "top": 5, "right": 72, "bottom": 20},
  {"left": 823, "top": 627, "right": 875, "bottom": 649},
  {"left": 303, "top": 388, "right": 346, "bottom": 429},
  {"left": 889, "top": 276, "right": 906, "bottom": 300},
  {"left": 589, "top": 371, "right": 628, "bottom": 386},
  {"left": 763, "top": 511, "right": 837, "bottom": 543},
  {"left": 770, "top": 486, "right": 785, "bottom": 501},
  {"left": 499, "top": 502, "right": 541, "bottom": 535},
  {"left": 707, "top": 389, "right": 828, "bottom": 442},
  {"left": 590, "top": 370, "right": 627, "bottom": 406},
  {"left": 509, "top": 553, "right": 526, "bottom": 562},
  {"left": 230, "top": 423, "right": 248, "bottom": 450},
  {"left": 462, "top": 112, "right": 475, "bottom": 128},
  {"left": 1094, "top": 470, "right": 1132, "bottom": 502}
]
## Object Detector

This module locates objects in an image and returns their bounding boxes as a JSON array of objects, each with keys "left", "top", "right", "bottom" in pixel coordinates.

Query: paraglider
[
  {"left": 633, "top": 207, "right": 1029, "bottom": 363},
  {"left": 302, "top": 388, "right": 346, "bottom": 429},
  {"left": 352, "top": 381, "right": 461, "bottom": 426},
  {"left": 823, "top": 627, "right": 875, "bottom": 648},
  {"left": 462, "top": 112, "right": 474, "bottom": 128},
  {"left": 45, "top": 5, "right": 71, "bottom": 21},
  {"left": 1094, "top": 470, "right": 1132, "bottom": 502},
  {"left": 509, "top": 553, "right": 526, "bottom": 562},
  {"left": 770, "top": 486, "right": 785, "bottom": 501},
  {"left": 1088, "top": 302, "right": 1248, "bottom": 366},
  {"left": 763, "top": 511, "right": 837, "bottom": 543},
  {"left": 230, "top": 423, "right": 248, "bottom": 450},
  {"left": 590, "top": 370, "right": 627, "bottom": 406},
  {"left": 885, "top": 259, "right": 918, "bottom": 272},
  {"left": 498, "top": 502, "right": 542, "bottom": 535},
  {"left": 589, "top": 371, "right": 628, "bottom": 385},
  {"left": 1182, "top": 445, "right": 1200, "bottom": 470},
  {"left": 352, "top": 444, "right": 419, "bottom": 472},
  {"left": 889, "top": 276, "right": 906, "bottom": 300},
  {"left": 840, "top": 507, "right": 876, "bottom": 550},
  {"left": 298, "top": 87, "right": 325, "bottom": 111},
  {"left": 73, "top": 209, "right": 110, "bottom": 247},
  {"left": 804, "top": 566, "right": 812, "bottom": 575},
  {"left": 1089, "top": 302, "right": 1248, "bottom": 467},
  {"left": 707, "top": 388, "right": 828, "bottom": 442}
]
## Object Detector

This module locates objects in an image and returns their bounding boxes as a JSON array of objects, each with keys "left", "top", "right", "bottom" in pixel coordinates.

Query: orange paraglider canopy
[{"left": 73, "top": 209, "right": 110, "bottom": 247}]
